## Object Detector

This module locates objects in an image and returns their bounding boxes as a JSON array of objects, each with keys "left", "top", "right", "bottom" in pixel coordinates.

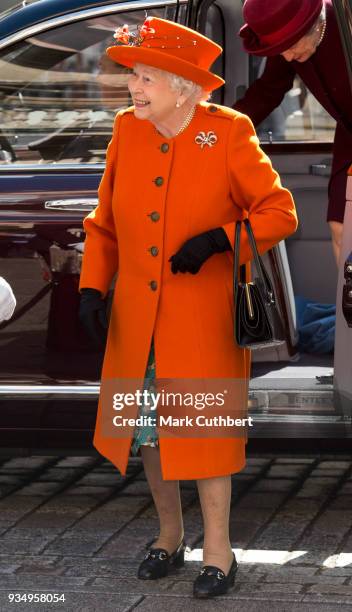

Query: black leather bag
[{"left": 233, "top": 219, "right": 286, "bottom": 350}]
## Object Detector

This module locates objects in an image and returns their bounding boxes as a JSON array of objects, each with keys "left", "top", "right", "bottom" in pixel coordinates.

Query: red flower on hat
[
  {"left": 113, "top": 18, "right": 156, "bottom": 46},
  {"left": 113, "top": 24, "right": 130, "bottom": 44},
  {"left": 239, "top": 24, "right": 260, "bottom": 50},
  {"left": 139, "top": 17, "right": 156, "bottom": 38}
]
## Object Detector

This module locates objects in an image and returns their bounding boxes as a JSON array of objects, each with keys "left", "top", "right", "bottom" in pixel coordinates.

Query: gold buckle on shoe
[
  {"left": 199, "top": 567, "right": 225, "bottom": 580},
  {"left": 158, "top": 551, "right": 167, "bottom": 560},
  {"left": 146, "top": 550, "right": 168, "bottom": 561}
]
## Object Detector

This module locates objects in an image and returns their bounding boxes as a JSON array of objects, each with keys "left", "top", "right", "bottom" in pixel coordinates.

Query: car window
[
  {"left": 0, "top": 0, "right": 41, "bottom": 19},
  {"left": 0, "top": 7, "right": 167, "bottom": 165},
  {"left": 249, "top": 56, "right": 337, "bottom": 143}
]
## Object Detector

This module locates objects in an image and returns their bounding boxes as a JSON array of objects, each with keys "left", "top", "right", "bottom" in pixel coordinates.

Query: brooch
[{"left": 195, "top": 131, "right": 217, "bottom": 149}]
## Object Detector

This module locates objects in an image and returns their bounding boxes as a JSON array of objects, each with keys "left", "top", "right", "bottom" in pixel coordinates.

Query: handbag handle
[
  {"left": 234, "top": 219, "right": 273, "bottom": 300},
  {"left": 234, "top": 220, "right": 242, "bottom": 297}
]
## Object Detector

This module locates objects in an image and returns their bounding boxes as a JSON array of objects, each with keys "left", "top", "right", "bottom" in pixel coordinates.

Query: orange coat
[{"left": 79, "top": 102, "right": 297, "bottom": 480}]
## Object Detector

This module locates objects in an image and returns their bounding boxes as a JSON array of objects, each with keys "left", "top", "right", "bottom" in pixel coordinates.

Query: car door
[
  {"left": 192, "top": 0, "right": 347, "bottom": 435},
  {"left": 331, "top": 0, "right": 352, "bottom": 425},
  {"left": 0, "top": 0, "right": 187, "bottom": 451}
]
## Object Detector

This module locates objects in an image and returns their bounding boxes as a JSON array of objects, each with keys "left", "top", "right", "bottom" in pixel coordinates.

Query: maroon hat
[{"left": 239, "top": 0, "right": 324, "bottom": 57}]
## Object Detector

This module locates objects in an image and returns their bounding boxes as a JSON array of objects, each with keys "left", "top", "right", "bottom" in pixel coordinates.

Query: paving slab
[
  {"left": 135, "top": 600, "right": 352, "bottom": 612},
  {"left": 0, "top": 453, "right": 351, "bottom": 610},
  {"left": 0, "top": 591, "right": 142, "bottom": 612}
]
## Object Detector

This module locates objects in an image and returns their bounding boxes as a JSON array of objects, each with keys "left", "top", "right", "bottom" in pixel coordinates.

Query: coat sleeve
[
  {"left": 223, "top": 113, "right": 298, "bottom": 264},
  {"left": 327, "top": 122, "right": 352, "bottom": 222},
  {"left": 79, "top": 112, "right": 121, "bottom": 296},
  {"left": 233, "top": 56, "right": 295, "bottom": 126}
]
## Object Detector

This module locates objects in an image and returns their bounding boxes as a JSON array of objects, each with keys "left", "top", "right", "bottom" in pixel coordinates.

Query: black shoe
[
  {"left": 193, "top": 553, "right": 238, "bottom": 598},
  {"left": 137, "top": 539, "right": 186, "bottom": 580}
]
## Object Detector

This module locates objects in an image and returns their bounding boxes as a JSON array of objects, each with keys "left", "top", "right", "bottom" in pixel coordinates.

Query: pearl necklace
[
  {"left": 316, "top": 18, "right": 327, "bottom": 48},
  {"left": 175, "top": 105, "right": 196, "bottom": 137}
]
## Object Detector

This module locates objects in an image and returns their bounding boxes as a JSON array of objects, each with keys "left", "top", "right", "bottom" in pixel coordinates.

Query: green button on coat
[
  {"left": 150, "top": 246, "right": 159, "bottom": 257},
  {"left": 149, "top": 211, "right": 160, "bottom": 222},
  {"left": 149, "top": 280, "right": 158, "bottom": 291},
  {"left": 154, "top": 176, "right": 164, "bottom": 186}
]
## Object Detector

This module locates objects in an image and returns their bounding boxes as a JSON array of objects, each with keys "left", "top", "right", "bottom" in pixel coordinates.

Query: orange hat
[{"left": 106, "top": 17, "right": 224, "bottom": 91}]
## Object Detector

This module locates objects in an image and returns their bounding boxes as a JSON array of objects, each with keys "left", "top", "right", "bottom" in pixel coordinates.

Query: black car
[{"left": 0, "top": 0, "right": 351, "bottom": 455}]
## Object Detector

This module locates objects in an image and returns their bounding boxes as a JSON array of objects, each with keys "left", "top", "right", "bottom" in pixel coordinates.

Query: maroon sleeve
[
  {"left": 327, "top": 122, "right": 352, "bottom": 223},
  {"left": 233, "top": 55, "right": 296, "bottom": 126}
]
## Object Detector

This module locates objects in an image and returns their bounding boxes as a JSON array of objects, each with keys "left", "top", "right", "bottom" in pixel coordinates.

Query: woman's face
[
  {"left": 127, "top": 65, "right": 180, "bottom": 124},
  {"left": 280, "top": 24, "right": 322, "bottom": 63}
]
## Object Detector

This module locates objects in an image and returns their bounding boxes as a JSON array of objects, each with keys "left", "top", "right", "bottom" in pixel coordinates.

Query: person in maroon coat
[{"left": 234, "top": 0, "right": 352, "bottom": 266}]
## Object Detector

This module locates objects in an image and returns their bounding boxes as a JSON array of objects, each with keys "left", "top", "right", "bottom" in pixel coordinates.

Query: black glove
[
  {"left": 79, "top": 288, "right": 108, "bottom": 350},
  {"left": 169, "top": 227, "right": 231, "bottom": 274}
]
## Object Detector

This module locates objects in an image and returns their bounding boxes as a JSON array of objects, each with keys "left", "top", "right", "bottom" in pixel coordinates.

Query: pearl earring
[{"left": 176, "top": 102, "right": 181, "bottom": 108}]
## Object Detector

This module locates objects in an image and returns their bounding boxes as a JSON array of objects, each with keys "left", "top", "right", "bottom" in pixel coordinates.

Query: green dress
[{"left": 131, "top": 338, "right": 159, "bottom": 454}]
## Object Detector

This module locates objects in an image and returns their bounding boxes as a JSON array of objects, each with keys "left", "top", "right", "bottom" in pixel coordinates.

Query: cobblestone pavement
[{"left": 0, "top": 453, "right": 351, "bottom": 611}]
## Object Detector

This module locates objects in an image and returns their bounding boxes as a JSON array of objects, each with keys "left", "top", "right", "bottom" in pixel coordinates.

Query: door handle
[
  {"left": 0, "top": 149, "right": 12, "bottom": 163},
  {"left": 45, "top": 198, "right": 98, "bottom": 211},
  {"left": 310, "top": 164, "right": 331, "bottom": 177}
]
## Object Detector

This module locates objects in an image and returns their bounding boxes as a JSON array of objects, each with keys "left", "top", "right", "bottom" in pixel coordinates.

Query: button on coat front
[{"left": 149, "top": 211, "right": 160, "bottom": 222}]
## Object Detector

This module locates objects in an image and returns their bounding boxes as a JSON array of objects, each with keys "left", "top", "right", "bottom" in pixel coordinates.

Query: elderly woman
[
  {"left": 234, "top": 0, "right": 352, "bottom": 266},
  {"left": 79, "top": 17, "right": 297, "bottom": 599}
]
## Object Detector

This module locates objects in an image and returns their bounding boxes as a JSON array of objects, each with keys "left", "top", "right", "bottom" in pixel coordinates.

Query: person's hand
[
  {"left": 169, "top": 227, "right": 231, "bottom": 274},
  {"left": 79, "top": 288, "right": 108, "bottom": 350}
]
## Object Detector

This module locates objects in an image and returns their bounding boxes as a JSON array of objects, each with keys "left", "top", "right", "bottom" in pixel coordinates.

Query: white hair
[
  {"left": 307, "top": 4, "right": 326, "bottom": 36},
  {"left": 134, "top": 63, "right": 209, "bottom": 101}
]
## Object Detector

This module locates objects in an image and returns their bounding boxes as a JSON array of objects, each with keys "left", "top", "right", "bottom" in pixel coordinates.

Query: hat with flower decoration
[
  {"left": 239, "top": 0, "right": 323, "bottom": 57},
  {"left": 106, "top": 17, "right": 224, "bottom": 91}
]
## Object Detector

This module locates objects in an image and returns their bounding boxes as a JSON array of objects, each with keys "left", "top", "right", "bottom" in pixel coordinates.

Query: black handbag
[{"left": 233, "top": 219, "right": 286, "bottom": 349}]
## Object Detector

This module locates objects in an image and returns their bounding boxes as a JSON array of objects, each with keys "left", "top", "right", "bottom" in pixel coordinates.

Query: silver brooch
[{"left": 195, "top": 131, "right": 217, "bottom": 149}]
